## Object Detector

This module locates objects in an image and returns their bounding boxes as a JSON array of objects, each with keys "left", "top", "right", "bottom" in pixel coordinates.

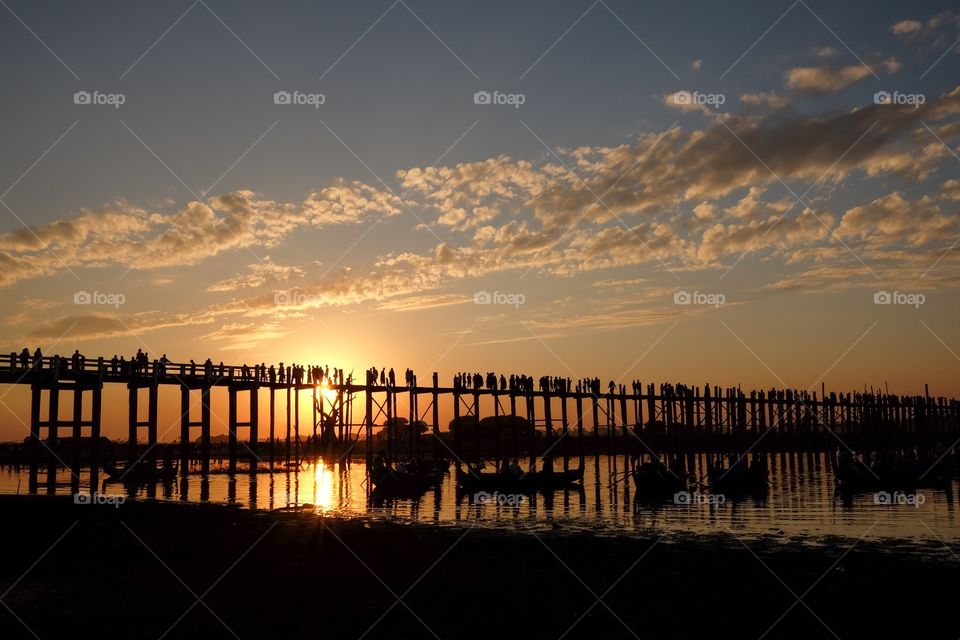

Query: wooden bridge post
[
  {"left": 619, "top": 391, "right": 629, "bottom": 471},
  {"left": 337, "top": 387, "right": 345, "bottom": 452},
  {"left": 605, "top": 393, "right": 615, "bottom": 460},
  {"left": 147, "top": 382, "right": 158, "bottom": 464},
  {"left": 90, "top": 382, "right": 102, "bottom": 490},
  {"left": 409, "top": 379, "right": 416, "bottom": 458},
  {"left": 560, "top": 392, "right": 569, "bottom": 472},
  {"left": 128, "top": 384, "right": 138, "bottom": 463},
  {"left": 294, "top": 385, "right": 300, "bottom": 462},
  {"left": 646, "top": 384, "right": 656, "bottom": 438},
  {"left": 758, "top": 391, "right": 767, "bottom": 434},
  {"left": 249, "top": 384, "right": 259, "bottom": 471},
  {"left": 509, "top": 391, "right": 519, "bottom": 460},
  {"left": 575, "top": 393, "right": 584, "bottom": 467},
  {"left": 527, "top": 390, "right": 537, "bottom": 470},
  {"left": 228, "top": 385, "right": 238, "bottom": 475},
  {"left": 71, "top": 383, "right": 83, "bottom": 491},
  {"left": 29, "top": 384, "right": 41, "bottom": 492},
  {"left": 472, "top": 389, "right": 481, "bottom": 459},
  {"left": 312, "top": 384, "right": 318, "bottom": 442},
  {"left": 365, "top": 374, "right": 373, "bottom": 465},
  {"left": 493, "top": 386, "right": 501, "bottom": 466},
  {"left": 431, "top": 372, "right": 439, "bottom": 460},
  {"left": 542, "top": 389, "right": 553, "bottom": 472},
  {"left": 704, "top": 384, "right": 713, "bottom": 436},
  {"left": 285, "top": 385, "right": 292, "bottom": 465},
  {"left": 47, "top": 381, "right": 59, "bottom": 492},
  {"left": 180, "top": 385, "right": 190, "bottom": 476},
  {"left": 269, "top": 386, "right": 276, "bottom": 469},
  {"left": 452, "top": 384, "right": 461, "bottom": 469},
  {"left": 385, "top": 387, "right": 393, "bottom": 464},
  {"left": 200, "top": 385, "right": 211, "bottom": 475},
  {"left": 591, "top": 392, "right": 600, "bottom": 457}
]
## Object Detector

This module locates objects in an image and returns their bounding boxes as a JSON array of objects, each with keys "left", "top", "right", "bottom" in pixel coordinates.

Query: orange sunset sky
[{"left": 1, "top": 1, "right": 959, "bottom": 440}]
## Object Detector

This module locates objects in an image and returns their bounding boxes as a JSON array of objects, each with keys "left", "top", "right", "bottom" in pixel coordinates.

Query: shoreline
[{"left": 0, "top": 495, "right": 957, "bottom": 639}]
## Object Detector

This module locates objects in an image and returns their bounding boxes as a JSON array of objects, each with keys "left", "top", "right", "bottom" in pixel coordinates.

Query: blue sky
[{"left": 3, "top": 0, "right": 956, "bottom": 215}]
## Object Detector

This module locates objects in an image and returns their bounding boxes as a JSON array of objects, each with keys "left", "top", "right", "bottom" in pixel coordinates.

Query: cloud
[
  {"left": 812, "top": 46, "right": 839, "bottom": 58},
  {"left": 837, "top": 191, "right": 958, "bottom": 248},
  {"left": 740, "top": 92, "right": 790, "bottom": 110},
  {"left": 785, "top": 59, "right": 900, "bottom": 94},
  {"left": 301, "top": 179, "right": 405, "bottom": 226},
  {"left": 695, "top": 208, "right": 832, "bottom": 263},
  {"left": 25, "top": 310, "right": 218, "bottom": 343},
  {"left": 890, "top": 12, "right": 960, "bottom": 43},
  {"left": 4, "top": 298, "right": 62, "bottom": 326},
  {"left": 207, "top": 257, "right": 305, "bottom": 292},
  {"left": 890, "top": 20, "right": 923, "bottom": 39},
  {"left": 197, "top": 321, "right": 291, "bottom": 350},
  {"left": 5, "top": 86, "right": 960, "bottom": 337},
  {"left": 0, "top": 182, "right": 402, "bottom": 288},
  {"left": 377, "top": 294, "right": 472, "bottom": 312},
  {"left": 662, "top": 91, "right": 719, "bottom": 116}
]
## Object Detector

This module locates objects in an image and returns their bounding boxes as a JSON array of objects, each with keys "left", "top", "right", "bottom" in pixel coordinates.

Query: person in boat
[
  {"left": 508, "top": 458, "right": 523, "bottom": 477},
  {"left": 668, "top": 455, "right": 686, "bottom": 479},
  {"left": 541, "top": 458, "right": 554, "bottom": 475},
  {"left": 748, "top": 455, "right": 767, "bottom": 475},
  {"left": 499, "top": 458, "right": 511, "bottom": 475},
  {"left": 373, "top": 452, "right": 388, "bottom": 476}
]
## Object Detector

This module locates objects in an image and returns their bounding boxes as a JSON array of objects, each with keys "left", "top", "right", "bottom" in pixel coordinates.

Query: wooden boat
[
  {"left": 102, "top": 461, "right": 177, "bottom": 484},
  {"left": 370, "top": 466, "right": 444, "bottom": 496},
  {"left": 708, "top": 463, "right": 768, "bottom": 495},
  {"left": 834, "top": 456, "right": 950, "bottom": 494},
  {"left": 455, "top": 465, "right": 584, "bottom": 493},
  {"left": 632, "top": 464, "right": 687, "bottom": 501}
]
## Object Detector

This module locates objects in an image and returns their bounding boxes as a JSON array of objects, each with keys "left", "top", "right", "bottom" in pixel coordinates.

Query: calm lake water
[{"left": 2, "top": 453, "right": 958, "bottom": 546}]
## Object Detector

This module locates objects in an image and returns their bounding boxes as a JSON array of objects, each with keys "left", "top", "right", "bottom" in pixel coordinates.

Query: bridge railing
[{"left": 0, "top": 351, "right": 272, "bottom": 382}]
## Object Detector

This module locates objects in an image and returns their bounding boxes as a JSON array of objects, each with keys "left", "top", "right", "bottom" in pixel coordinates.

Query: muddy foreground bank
[{"left": 0, "top": 495, "right": 955, "bottom": 639}]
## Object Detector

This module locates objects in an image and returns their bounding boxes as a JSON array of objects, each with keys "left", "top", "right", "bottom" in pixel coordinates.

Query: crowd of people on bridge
[
  {"left": 365, "top": 367, "right": 419, "bottom": 388},
  {"left": 453, "top": 372, "right": 614, "bottom": 396},
  {"left": 7, "top": 347, "right": 352, "bottom": 388},
  {"left": 8, "top": 348, "right": 639, "bottom": 398}
]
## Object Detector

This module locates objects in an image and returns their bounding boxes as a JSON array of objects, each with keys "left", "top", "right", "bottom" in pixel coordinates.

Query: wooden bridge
[{"left": 2, "top": 352, "right": 958, "bottom": 493}]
